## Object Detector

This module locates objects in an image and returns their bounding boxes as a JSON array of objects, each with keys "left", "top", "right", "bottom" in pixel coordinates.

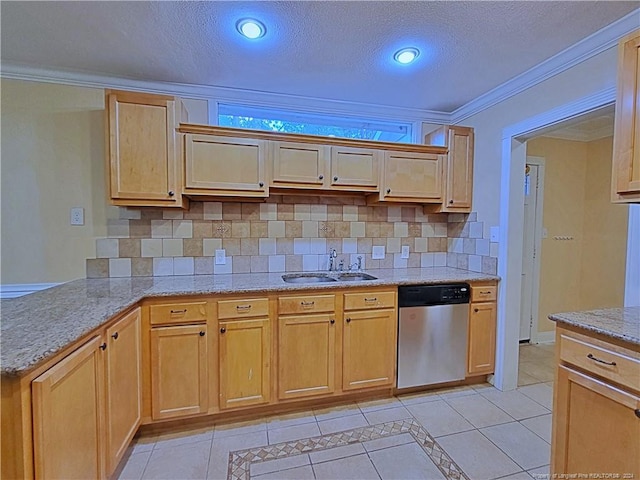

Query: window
[{"left": 218, "top": 104, "right": 413, "bottom": 143}]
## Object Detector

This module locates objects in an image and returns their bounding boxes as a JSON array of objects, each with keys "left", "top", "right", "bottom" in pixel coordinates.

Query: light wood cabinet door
[
  {"left": 32, "top": 336, "right": 105, "bottom": 480},
  {"left": 219, "top": 319, "right": 271, "bottom": 409},
  {"left": 105, "top": 308, "right": 141, "bottom": 475},
  {"left": 184, "top": 134, "right": 268, "bottom": 197},
  {"left": 467, "top": 302, "right": 496, "bottom": 375},
  {"left": 330, "top": 146, "right": 379, "bottom": 190},
  {"left": 552, "top": 365, "right": 640, "bottom": 477},
  {"left": 278, "top": 314, "right": 336, "bottom": 400},
  {"left": 107, "top": 90, "right": 183, "bottom": 207},
  {"left": 271, "top": 141, "right": 330, "bottom": 188},
  {"left": 612, "top": 30, "right": 640, "bottom": 203},
  {"left": 150, "top": 324, "right": 208, "bottom": 420},
  {"left": 443, "top": 126, "right": 474, "bottom": 211},
  {"left": 343, "top": 309, "right": 396, "bottom": 391},
  {"left": 380, "top": 151, "right": 443, "bottom": 202}
]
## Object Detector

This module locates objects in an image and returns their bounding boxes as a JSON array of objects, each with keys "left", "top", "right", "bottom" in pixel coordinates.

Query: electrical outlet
[
  {"left": 215, "top": 249, "right": 226, "bottom": 265},
  {"left": 70, "top": 207, "right": 84, "bottom": 226},
  {"left": 372, "top": 246, "right": 385, "bottom": 260},
  {"left": 401, "top": 245, "right": 410, "bottom": 259}
]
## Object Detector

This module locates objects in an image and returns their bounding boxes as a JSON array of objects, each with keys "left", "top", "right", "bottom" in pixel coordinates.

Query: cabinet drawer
[
  {"left": 150, "top": 302, "right": 207, "bottom": 325},
  {"left": 218, "top": 298, "right": 269, "bottom": 320},
  {"left": 343, "top": 291, "right": 395, "bottom": 311},
  {"left": 471, "top": 285, "right": 497, "bottom": 302},
  {"left": 278, "top": 294, "right": 335, "bottom": 314},
  {"left": 559, "top": 332, "right": 640, "bottom": 392}
]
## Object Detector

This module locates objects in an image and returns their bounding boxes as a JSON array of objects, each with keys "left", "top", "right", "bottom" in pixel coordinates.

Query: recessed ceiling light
[
  {"left": 394, "top": 47, "right": 420, "bottom": 65},
  {"left": 236, "top": 19, "right": 266, "bottom": 39}
]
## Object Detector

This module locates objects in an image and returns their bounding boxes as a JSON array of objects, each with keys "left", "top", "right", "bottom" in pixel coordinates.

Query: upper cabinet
[
  {"left": 271, "top": 141, "right": 329, "bottom": 188},
  {"left": 379, "top": 151, "right": 443, "bottom": 203},
  {"left": 612, "top": 30, "right": 640, "bottom": 203},
  {"left": 425, "top": 125, "right": 474, "bottom": 212},
  {"left": 106, "top": 90, "right": 187, "bottom": 208},
  {"left": 184, "top": 134, "right": 269, "bottom": 198}
]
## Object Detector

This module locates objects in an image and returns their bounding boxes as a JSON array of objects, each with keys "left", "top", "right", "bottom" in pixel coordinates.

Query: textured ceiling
[{"left": 1, "top": 1, "right": 638, "bottom": 112}]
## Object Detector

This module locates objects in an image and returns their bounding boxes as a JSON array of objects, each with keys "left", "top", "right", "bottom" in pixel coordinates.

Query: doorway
[{"left": 520, "top": 157, "right": 544, "bottom": 343}]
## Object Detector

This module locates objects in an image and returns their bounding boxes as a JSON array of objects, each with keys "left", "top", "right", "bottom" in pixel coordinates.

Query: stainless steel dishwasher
[{"left": 397, "top": 284, "right": 470, "bottom": 389}]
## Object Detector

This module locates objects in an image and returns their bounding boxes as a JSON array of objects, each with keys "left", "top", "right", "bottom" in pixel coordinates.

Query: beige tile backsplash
[{"left": 87, "top": 196, "right": 498, "bottom": 278}]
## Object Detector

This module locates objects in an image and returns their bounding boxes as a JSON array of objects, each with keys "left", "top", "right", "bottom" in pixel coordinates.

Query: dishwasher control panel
[{"left": 398, "top": 283, "right": 470, "bottom": 307}]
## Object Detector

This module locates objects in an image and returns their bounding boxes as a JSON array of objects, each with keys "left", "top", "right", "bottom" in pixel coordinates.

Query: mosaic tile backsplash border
[{"left": 86, "top": 196, "right": 498, "bottom": 278}]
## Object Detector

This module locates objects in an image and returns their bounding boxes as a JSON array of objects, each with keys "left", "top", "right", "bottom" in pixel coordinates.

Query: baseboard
[
  {"left": 0, "top": 283, "right": 60, "bottom": 299},
  {"left": 530, "top": 330, "right": 556, "bottom": 344}
]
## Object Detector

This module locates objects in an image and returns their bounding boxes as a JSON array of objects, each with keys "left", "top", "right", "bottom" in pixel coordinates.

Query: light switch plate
[
  {"left": 401, "top": 245, "right": 410, "bottom": 259},
  {"left": 372, "top": 246, "right": 385, "bottom": 260},
  {"left": 490, "top": 226, "right": 500, "bottom": 242},
  {"left": 215, "top": 249, "right": 226, "bottom": 265}
]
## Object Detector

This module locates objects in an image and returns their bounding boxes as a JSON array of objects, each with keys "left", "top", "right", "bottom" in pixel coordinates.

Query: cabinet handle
[
  {"left": 346, "top": 317, "right": 351, "bottom": 323},
  {"left": 474, "top": 308, "right": 479, "bottom": 313},
  {"left": 587, "top": 353, "right": 616, "bottom": 366},
  {"left": 300, "top": 301, "right": 315, "bottom": 307},
  {"left": 480, "top": 291, "right": 492, "bottom": 295},
  {"left": 330, "top": 319, "right": 335, "bottom": 324},
  {"left": 635, "top": 409, "right": 640, "bottom": 419},
  {"left": 364, "top": 297, "right": 377, "bottom": 302},
  {"left": 259, "top": 182, "right": 264, "bottom": 187},
  {"left": 333, "top": 176, "right": 338, "bottom": 181},
  {"left": 220, "top": 327, "right": 226, "bottom": 334},
  {"left": 386, "top": 188, "right": 391, "bottom": 194},
  {"left": 236, "top": 305, "right": 252, "bottom": 310},
  {"left": 170, "top": 309, "right": 187, "bottom": 314},
  {"left": 199, "top": 331, "right": 205, "bottom": 337},
  {"left": 111, "top": 332, "right": 119, "bottom": 340},
  {"left": 99, "top": 343, "right": 107, "bottom": 351},
  {"left": 319, "top": 175, "right": 324, "bottom": 180},
  {"left": 168, "top": 191, "right": 175, "bottom": 197}
]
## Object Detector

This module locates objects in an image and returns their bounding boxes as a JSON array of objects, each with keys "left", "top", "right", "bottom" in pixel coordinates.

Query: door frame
[
  {"left": 493, "top": 86, "right": 617, "bottom": 391},
  {"left": 521, "top": 156, "right": 546, "bottom": 344}
]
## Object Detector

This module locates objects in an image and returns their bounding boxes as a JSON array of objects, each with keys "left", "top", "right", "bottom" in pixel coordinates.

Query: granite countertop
[
  {"left": 549, "top": 307, "right": 640, "bottom": 346},
  {"left": 1, "top": 267, "right": 498, "bottom": 377}
]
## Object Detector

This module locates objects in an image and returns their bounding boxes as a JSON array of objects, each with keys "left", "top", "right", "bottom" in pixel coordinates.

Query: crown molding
[
  {"left": 451, "top": 8, "right": 639, "bottom": 124},
  {"left": 0, "top": 63, "right": 450, "bottom": 124}
]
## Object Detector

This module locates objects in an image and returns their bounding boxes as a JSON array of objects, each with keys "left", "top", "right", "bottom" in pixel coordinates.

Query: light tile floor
[{"left": 119, "top": 343, "right": 555, "bottom": 480}]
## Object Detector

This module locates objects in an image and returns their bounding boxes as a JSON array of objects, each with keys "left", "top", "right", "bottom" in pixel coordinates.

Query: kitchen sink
[
  {"left": 282, "top": 273, "right": 337, "bottom": 283},
  {"left": 335, "top": 273, "right": 378, "bottom": 281}
]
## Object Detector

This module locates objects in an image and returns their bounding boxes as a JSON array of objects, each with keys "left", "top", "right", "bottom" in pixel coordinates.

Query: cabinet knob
[
  {"left": 333, "top": 176, "right": 338, "bottom": 181},
  {"left": 259, "top": 182, "right": 264, "bottom": 187},
  {"left": 220, "top": 327, "right": 226, "bottom": 334},
  {"left": 199, "top": 331, "right": 205, "bottom": 337},
  {"left": 99, "top": 342, "right": 107, "bottom": 351},
  {"left": 319, "top": 175, "right": 324, "bottom": 180},
  {"left": 111, "top": 332, "right": 119, "bottom": 340},
  {"left": 449, "top": 200, "right": 454, "bottom": 204},
  {"left": 635, "top": 409, "right": 640, "bottom": 419},
  {"left": 386, "top": 188, "right": 391, "bottom": 194},
  {"left": 346, "top": 317, "right": 351, "bottom": 323},
  {"left": 330, "top": 319, "right": 335, "bottom": 324},
  {"left": 474, "top": 308, "right": 479, "bottom": 313},
  {"left": 168, "top": 191, "right": 175, "bottom": 197}
]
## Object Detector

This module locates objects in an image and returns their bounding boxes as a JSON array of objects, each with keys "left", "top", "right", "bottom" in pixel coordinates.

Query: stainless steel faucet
[
  {"left": 348, "top": 256, "right": 363, "bottom": 271},
  {"left": 328, "top": 248, "right": 337, "bottom": 271}
]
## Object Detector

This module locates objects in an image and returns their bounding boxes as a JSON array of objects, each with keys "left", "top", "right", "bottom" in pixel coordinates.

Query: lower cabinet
[
  {"left": 553, "top": 365, "right": 640, "bottom": 475},
  {"left": 278, "top": 313, "right": 337, "bottom": 399},
  {"left": 219, "top": 318, "right": 271, "bottom": 409},
  {"left": 32, "top": 336, "right": 105, "bottom": 480},
  {"left": 343, "top": 308, "right": 396, "bottom": 391},
  {"left": 150, "top": 324, "right": 208, "bottom": 420},
  {"left": 467, "top": 283, "right": 498, "bottom": 376},
  {"left": 105, "top": 308, "right": 142, "bottom": 474}
]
